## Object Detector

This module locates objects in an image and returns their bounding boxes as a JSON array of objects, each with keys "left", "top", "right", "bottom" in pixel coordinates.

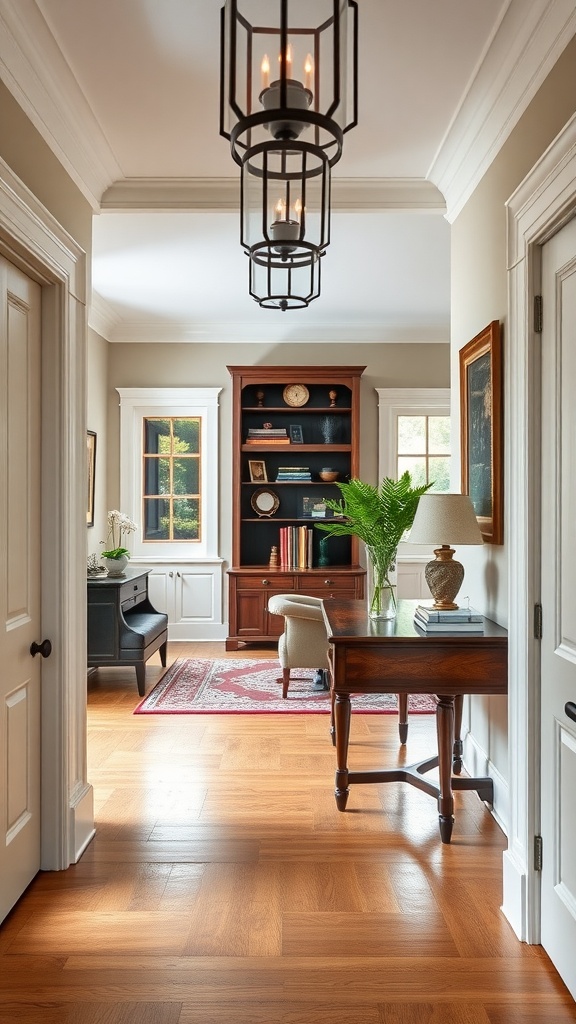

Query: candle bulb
[
  {"left": 261, "top": 54, "right": 270, "bottom": 91},
  {"left": 304, "top": 54, "right": 314, "bottom": 93},
  {"left": 269, "top": 195, "right": 300, "bottom": 253}
]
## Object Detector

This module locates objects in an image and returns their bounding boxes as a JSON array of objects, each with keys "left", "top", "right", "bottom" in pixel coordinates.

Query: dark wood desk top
[
  {"left": 87, "top": 567, "right": 150, "bottom": 589},
  {"left": 322, "top": 599, "right": 508, "bottom": 696}
]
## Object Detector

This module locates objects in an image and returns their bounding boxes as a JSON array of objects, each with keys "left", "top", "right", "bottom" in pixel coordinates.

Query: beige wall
[
  {"left": 106, "top": 340, "right": 450, "bottom": 581},
  {"left": 451, "top": 35, "right": 576, "bottom": 778},
  {"left": 87, "top": 329, "right": 110, "bottom": 557},
  {"left": 0, "top": 81, "right": 92, "bottom": 252}
]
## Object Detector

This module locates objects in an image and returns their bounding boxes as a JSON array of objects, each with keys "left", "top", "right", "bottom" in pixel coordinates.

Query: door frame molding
[
  {"left": 505, "top": 113, "right": 576, "bottom": 942},
  {"left": 0, "top": 158, "right": 93, "bottom": 869}
]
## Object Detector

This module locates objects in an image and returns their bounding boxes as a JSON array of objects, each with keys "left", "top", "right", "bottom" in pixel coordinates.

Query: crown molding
[
  {"left": 429, "top": 0, "right": 576, "bottom": 223},
  {"left": 100, "top": 176, "right": 446, "bottom": 213},
  {"left": 88, "top": 291, "right": 122, "bottom": 340},
  {"left": 97, "top": 316, "right": 449, "bottom": 345},
  {"left": 0, "top": 0, "right": 121, "bottom": 209}
]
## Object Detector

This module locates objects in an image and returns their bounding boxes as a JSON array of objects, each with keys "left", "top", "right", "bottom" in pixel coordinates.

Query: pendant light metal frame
[{"left": 220, "top": 0, "right": 358, "bottom": 309}]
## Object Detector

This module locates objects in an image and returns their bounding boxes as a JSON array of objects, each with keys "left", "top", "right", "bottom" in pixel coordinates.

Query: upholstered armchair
[{"left": 267, "top": 593, "right": 330, "bottom": 699}]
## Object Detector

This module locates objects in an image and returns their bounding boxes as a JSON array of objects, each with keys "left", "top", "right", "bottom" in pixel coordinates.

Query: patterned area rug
[{"left": 134, "top": 659, "right": 437, "bottom": 715}]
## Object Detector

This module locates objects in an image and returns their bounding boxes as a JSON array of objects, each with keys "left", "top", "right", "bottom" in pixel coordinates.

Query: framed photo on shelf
[
  {"left": 248, "top": 459, "right": 267, "bottom": 483},
  {"left": 300, "top": 496, "right": 332, "bottom": 519},
  {"left": 459, "top": 320, "right": 503, "bottom": 544},
  {"left": 86, "top": 430, "right": 96, "bottom": 527},
  {"left": 289, "top": 424, "right": 304, "bottom": 444}
]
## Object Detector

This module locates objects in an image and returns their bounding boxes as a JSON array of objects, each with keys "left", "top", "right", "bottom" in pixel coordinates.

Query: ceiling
[{"left": 1, "top": 0, "right": 572, "bottom": 343}]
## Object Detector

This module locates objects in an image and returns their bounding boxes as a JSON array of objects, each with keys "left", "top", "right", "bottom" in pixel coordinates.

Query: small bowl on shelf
[{"left": 319, "top": 469, "right": 339, "bottom": 482}]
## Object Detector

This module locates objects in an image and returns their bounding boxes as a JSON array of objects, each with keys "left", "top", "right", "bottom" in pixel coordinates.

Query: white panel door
[
  {"left": 0, "top": 256, "right": 42, "bottom": 921},
  {"left": 540, "top": 216, "right": 576, "bottom": 999}
]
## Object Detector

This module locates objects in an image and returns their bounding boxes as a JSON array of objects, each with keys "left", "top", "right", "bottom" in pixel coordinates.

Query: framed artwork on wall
[
  {"left": 459, "top": 320, "right": 503, "bottom": 544},
  {"left": 87, "top": 430, "right": 96, "bottom": 527}
]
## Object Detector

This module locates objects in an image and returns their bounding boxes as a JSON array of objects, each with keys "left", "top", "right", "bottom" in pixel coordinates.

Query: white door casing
[
  {"left": 539, "top": 216, "right": 576, "bottom": 1000},
  {"left": 0, "top": 257, "right": 41, "bottom": 920},
  {"left": 506, "top": 113, "right": 576, "bottom": 948},
  {"left": 0, "top": 157, "right": 92, "bottom": 889}
]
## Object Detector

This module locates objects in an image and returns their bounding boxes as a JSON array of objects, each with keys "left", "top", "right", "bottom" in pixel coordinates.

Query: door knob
[
  {"left": 565, "top": 702, "right": 576, "bottom": 724},
  {"left": 30, "top": 639, "right": 52, "bottom": 658}
]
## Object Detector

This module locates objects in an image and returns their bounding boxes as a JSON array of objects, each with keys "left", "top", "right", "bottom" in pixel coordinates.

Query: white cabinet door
[{"left": 145, "top": 563, "right": 225, "bottom": 641}]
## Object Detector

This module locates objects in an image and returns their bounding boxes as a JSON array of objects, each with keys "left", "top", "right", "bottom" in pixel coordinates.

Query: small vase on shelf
[
  {"left": 102, "top": 553, "right": 129, "bottom": 577},
  {"left": 366, "top": 546, "right": 397, "bottom": 620},
  {"left": 320, "top": 416, "right": 339, "bottom": 444}
]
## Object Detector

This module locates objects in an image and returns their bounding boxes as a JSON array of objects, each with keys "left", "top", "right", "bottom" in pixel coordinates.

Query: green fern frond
[{"left": 316, "top": 471, "right": 433, "bottom": 570}]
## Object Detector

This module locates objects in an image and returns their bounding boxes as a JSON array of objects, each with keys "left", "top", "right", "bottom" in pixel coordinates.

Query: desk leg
[
  {"left": 334, "top": 693, "right": 351, "bottom": 811},
  {"left": 453, "top": 693, "right": 463, "bottom": 775},
  {"left": 398, "top": 692, "right": 408, "bottom": 744},
  {"left": 436, "top": 695, "right": 455, "bottom": 843}
]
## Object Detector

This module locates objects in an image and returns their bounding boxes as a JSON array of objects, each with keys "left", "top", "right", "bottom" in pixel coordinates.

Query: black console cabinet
[{"left": 87, "top": 567, "right": 168, "bottom": 696}]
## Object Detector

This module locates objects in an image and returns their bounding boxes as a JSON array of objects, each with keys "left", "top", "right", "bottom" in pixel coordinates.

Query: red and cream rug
[{"left": 134, "top": 658, "right": 437, "bottom": 715}]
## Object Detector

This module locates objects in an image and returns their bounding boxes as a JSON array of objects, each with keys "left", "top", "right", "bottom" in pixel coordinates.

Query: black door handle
[
  {"left": 565, "top": 702, "right": 576, "bottom": 724},
  {"left": 30, "top": 639, "right": 52, "bottom": 658}
]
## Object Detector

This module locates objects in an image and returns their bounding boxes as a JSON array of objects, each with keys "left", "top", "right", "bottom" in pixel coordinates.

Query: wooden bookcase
[{"left": 226, "top": 365, "right": 366, "bottom": 649}]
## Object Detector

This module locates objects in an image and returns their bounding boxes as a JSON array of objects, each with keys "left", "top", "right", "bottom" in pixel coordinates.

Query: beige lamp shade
[
  {"left": 410, "top": 493, "right": 483, "bottom": 546},
  {"left": 409, "top": 493, "right": 483, "bottom": 609}
]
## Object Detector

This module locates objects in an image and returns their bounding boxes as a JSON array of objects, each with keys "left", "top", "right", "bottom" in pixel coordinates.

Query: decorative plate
[
  {"left": 251, "top": 488, "right": 280, "bottom": 517},
  {"left": 283, "top": 383, "right": 310, "bottom": 407}
]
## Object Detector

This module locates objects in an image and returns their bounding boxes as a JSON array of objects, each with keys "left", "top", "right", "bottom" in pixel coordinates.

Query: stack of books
[
  {"left": 414, "top": 604, "right": 484, "bottom": 633},
  {"left": 246, "top": 428, "right": 290, "bottom": 445},
  {"left": 276, "top": 466, "right": 312, "bottom": 481}
]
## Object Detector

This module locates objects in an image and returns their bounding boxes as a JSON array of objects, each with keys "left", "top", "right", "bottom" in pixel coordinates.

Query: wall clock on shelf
[
  {"left": 251, "top": 489, "right": 280, "bottom": 517},
  {"left": 283, "top": 384, "right": 309, "bottom": 408}
]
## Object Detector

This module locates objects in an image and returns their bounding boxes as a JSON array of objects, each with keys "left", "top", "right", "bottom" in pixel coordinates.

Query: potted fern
[{"left": 315, "top": 472, "right": 433, "bottom": 619}]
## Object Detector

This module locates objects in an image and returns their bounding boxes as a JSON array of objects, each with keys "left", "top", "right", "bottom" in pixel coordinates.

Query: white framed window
[
  {"left": 376, "top": 388, "right": 451, "bottom": 485},
  {"left": 376, "top": 387, "right": 451, "bottom": 556},
  {"left": 117, "top": 388, "right": 222, "bottom": 560}
]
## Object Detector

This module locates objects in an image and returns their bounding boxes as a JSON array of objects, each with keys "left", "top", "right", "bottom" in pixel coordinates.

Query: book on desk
[{"left": 414, "top": 604, "right": 484, "bottom": 633}]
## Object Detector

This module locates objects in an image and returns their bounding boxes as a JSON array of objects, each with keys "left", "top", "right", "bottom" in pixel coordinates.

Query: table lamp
[{"left": 409, "top": 493, "right": 483, "bottom": 610}]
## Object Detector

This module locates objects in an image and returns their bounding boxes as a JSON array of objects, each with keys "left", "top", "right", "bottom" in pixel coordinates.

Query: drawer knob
[
  {"left": 261, "top": 579, "right": 270, "bottom": 585},
  {"left": 324, "top": 579, "right": 334, "bottom": 585}
]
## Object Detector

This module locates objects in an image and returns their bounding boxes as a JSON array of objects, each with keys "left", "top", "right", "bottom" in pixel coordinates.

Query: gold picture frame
[
  {"left": 248, "top": 459, "right": 267, "bottom": 482},
  {"left": 459, "top": 320, "right": 503, "bottom": 544}
]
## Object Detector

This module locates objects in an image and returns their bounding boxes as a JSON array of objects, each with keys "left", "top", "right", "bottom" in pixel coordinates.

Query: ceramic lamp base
[{"left": 424, "top": 546, "right": 465, "bottom": 610}]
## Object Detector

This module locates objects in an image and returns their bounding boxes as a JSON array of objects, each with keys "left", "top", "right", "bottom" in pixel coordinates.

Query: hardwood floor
[{"left": 1, "top": 642, "right": 575, "bottom": 1023}]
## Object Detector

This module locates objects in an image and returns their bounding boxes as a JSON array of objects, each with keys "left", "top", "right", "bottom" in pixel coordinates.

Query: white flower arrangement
[{"left": 101, "top": 510, "right": 137, "bottom": 560}]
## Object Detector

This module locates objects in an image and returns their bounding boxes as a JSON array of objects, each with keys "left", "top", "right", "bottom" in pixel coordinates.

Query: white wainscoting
[{"left": 397, "top": 558, "right": 431, "bottom": 601}]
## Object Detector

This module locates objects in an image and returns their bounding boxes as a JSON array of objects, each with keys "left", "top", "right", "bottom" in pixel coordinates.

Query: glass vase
[{"left": 366, "top": 547, "right": 398, "bottom": 620}]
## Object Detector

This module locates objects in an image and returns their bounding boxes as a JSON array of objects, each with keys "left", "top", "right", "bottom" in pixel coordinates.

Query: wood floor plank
[
  {"left": 281, "top": 910, "right": 460, "bottom": 958},
  {"left": 0, "top": 641, "right": 573, "bottom": 1023}
]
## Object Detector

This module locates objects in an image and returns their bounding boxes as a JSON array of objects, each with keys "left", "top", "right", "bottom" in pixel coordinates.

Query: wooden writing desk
[{"left": 321, "top": 599, "right": 508, "bottom": 843}]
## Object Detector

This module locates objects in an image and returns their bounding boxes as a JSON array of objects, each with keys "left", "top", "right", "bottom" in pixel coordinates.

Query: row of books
[
  {"left": 276, "top": 466, "right": 312, "bottom": 481},
  {"left": 279, "top": 526, "right": 314, "bottom": 569},
  {"left": 414, "top": 603, "right": 484, "bottom": 633}
]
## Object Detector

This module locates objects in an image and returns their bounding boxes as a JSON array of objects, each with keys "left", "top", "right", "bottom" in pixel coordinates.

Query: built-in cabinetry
[
  {"left": 226, "top": 365, "right": 366, "bottom": 649},
  {"left": 143, "top": 561, "right": 224, "bottom": 641}
]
